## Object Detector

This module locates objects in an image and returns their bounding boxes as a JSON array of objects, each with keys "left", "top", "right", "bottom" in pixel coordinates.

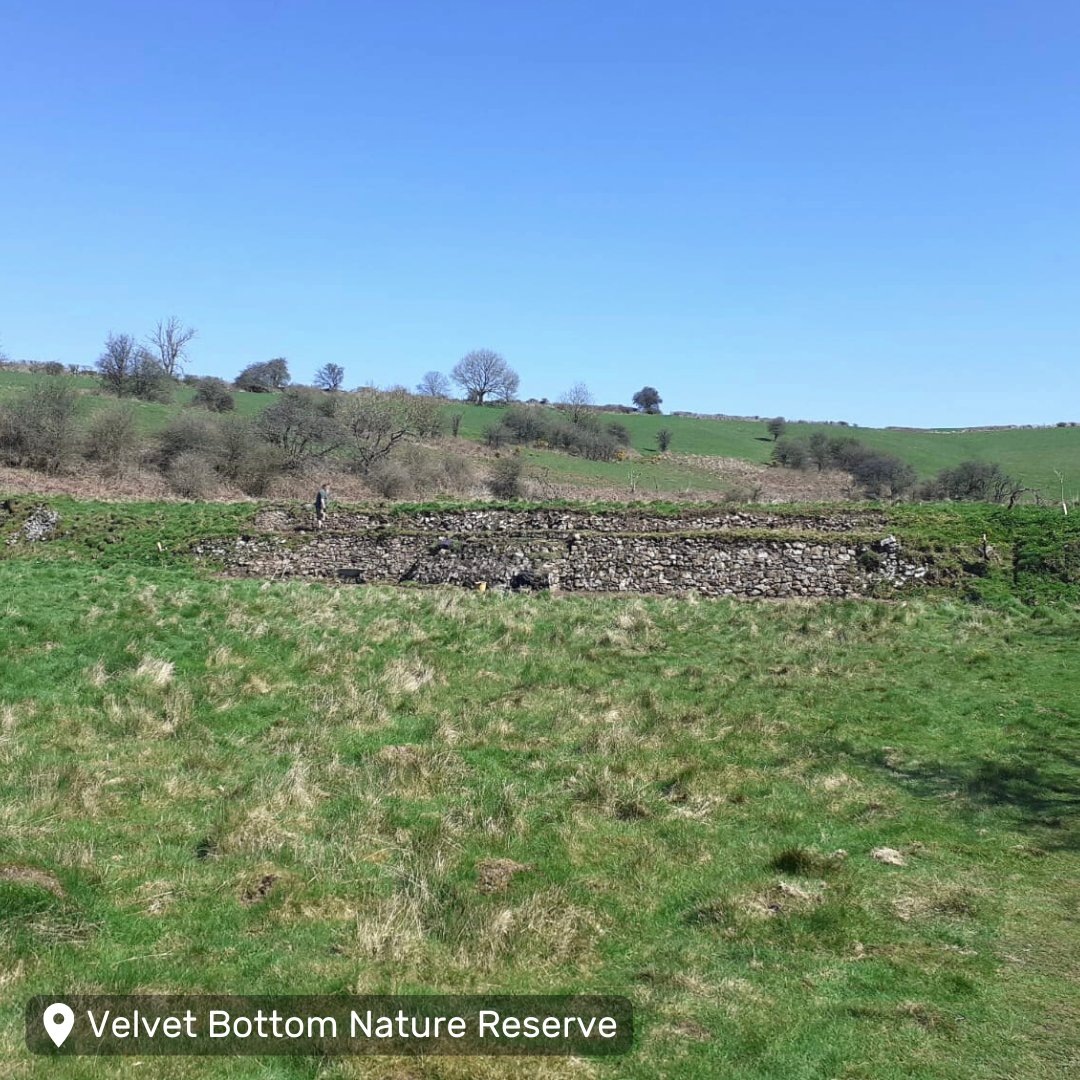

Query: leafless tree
[
  {"left": 96, "top": 333, "right": 138, "bottom": 395},
  {"left": 256, "top": 388, "right": 343, "bottom": 467},
  {"left": 558, "top": 381, "right": 594, "bottom": 423},
  {"left": 416, "top": 370, "right": 451, "bottom": 397},
  {"left": 450, "top": 348, "right": 519, "bottom": 405},
  {"left": 146, "top": 316, "right": 196, "bottom": 377},
  {"left": 340, "top": 387, "right": 442, "bottom": 469},
  {"left": 314, "top": 363, "right": 345, "bottom": 391}
]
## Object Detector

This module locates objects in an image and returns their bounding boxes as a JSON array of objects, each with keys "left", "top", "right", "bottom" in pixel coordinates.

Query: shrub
[
  {"left": 366, "top": 459, "right": 412, "bottom": 498},
  {"left": 0, "top": 403, "right": 30, "bottom": 466},
  {"left": 84, "top": 403, "right": 141, "bottom": 476},
  {"left": 772, "top": 433, "right": 915, "bottom": 497},
  {"left": 257, "top": 388, "right": 342, "bottom": 468},
  {"left": 191, "top": 377, "right": 235, "bottom": 412},
  {"left": 847, "top": 450, "right": 916, "bottom": 498},
  {"left": 767, "top": 416, "right": 786, "bottom": 440},
  {"left": 606, "top": 421, "right": 631, "bottom": 446},
  {"left": 656, "top": 428, "right": 673, "bottom": 452},
  {"left": 158, "top": 413, "right": 223, "bottom": 467},
  {"left": 166, "top": 451, "right": 219, "bottom": 498},
  {"left": 365, "top": 445, "right": 477, "bottom": 499},
  {"left": 918, "top": 460, "right": 1025, "bottom": 505},
  {"left": 772, "top": 437, "right": 808, "bottom": 470},
  {"left": 489, "top": 455, "right": 527, "bottom": 499},
  {"left": 214, "top": 415, "right": 284, "bottom": 495},
  {"left": 488, "top": 405, "right": 621, "bottom": 461},
  {"left": 19, "top": 379, "right": 82, "bottom": 474},
  {"left": 130, "top": 354, "right": 173, "bottom": 403}
]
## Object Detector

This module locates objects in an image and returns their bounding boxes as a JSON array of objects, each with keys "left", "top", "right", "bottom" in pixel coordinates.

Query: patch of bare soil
[
  {"left": 0, "top": 864, "right": 65, "bottom": 897},
  {"left": 668, "top": 1019, "right": 713, "bottom": 1041},
  {"left": 475, "top": 858, "right": 533, "bottom": 894},
  {"left": 743, "top": 880, "right": 825, "bottom": 918},
  {"left": 239, "top": 873, "right": 279, "bottom": 906},
  {"left": 672, "top": 455, "right": 856, "bottom": 502}
]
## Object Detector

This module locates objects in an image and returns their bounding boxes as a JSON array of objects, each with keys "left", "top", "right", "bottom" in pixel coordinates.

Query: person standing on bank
[{"left": 314, "top": 483, "right": 330, "bottom": 530}]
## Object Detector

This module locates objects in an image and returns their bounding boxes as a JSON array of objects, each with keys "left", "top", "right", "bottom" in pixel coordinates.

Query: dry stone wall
[
  {"left": 196, "top": 507, "right": 935, "bottom": 598},
  {"left": 253, "top": 507, "right": 887, "bottom": 535}
]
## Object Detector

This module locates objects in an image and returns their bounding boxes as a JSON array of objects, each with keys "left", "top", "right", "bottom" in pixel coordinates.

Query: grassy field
[
  {"left": 450, "top": 403, "right": 1080, "bottom": 495},
  {"left": 3, "top": 367, "right": 1080, "bottom": 499},
  {"left": 1, "top": 501, "right": 1078, "bottom": 1078},
  {"left": 0, "top": 370, "right": 270, "bottom": 434}
]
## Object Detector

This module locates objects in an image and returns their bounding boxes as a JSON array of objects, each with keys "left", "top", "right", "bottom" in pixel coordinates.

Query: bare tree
[
  {"left": 256, "top": 388, "right": 343, "bottom": 467},
  {"left": 314, "top": 363, "right": 345, "bottom": 391},
  {"left": 146, "top": 316, "right": 196, "bottom": 378},
  {"left": 558, "top": 381, "right": 594, "bottom": 424},
  {"left": 96, "top": 333, "right": 138, "bottom": 395},
  {"left": 340, "top": 387, "right": 442, "bottom": 469},
  {"left": 450, "top": 348, "right": 519, "bottom": 405},
  {"left": 417, "top": 370, "right": 450, "bottom": 397}
]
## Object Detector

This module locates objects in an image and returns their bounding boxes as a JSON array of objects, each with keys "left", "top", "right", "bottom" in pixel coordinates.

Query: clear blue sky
[{"left": 2, "top": 1, "right": 1078, "bottom": 426}]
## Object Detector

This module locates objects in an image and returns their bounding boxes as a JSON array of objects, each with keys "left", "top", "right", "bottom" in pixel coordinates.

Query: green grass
[
  {"left": 0, "top": 370, "right": 275, "bottom": 435},
  {"left": 522, "top": 446, "right": 733, "bottom": 495},
  {"left": 1, "top": 504, "right": 1078, "bottom": 1078},
  {"left": 449, "top": 402, "right": 1080, "bottom": 494}
]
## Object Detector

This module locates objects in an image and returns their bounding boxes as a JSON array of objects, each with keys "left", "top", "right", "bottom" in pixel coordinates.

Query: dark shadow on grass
[{"left": 851, "top": 745, "right": 1080, "bottom": 852}]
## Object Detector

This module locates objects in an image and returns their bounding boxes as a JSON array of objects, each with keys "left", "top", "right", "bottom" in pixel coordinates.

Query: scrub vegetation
[{"left": 2, "top": 369, "right": 1079, "bottom": 503}]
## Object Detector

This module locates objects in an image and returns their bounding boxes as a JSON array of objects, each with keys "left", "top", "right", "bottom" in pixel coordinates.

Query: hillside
[{"left": 3, "top": 369, "right": 1079, "bottom": 500}]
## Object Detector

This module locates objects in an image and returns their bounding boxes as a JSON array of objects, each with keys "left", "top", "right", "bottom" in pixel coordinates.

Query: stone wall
[
  {"left": 196, "top": 507, "right": 936, "bottom": 598},
  {"left": 253, "top": 507, "right": 887, "bottom": 535}
]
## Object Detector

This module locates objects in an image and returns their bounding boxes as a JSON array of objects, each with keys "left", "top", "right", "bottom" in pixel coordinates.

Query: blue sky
[{"left": 1, "top": 1, "right": 1078, "bottom": 426}]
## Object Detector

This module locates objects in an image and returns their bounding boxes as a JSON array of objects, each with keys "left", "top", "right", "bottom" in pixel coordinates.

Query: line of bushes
[
  {"left": 484, "top": 405, "right": 631, "bottom": 461},
  {"left": 0, "top": 377, "right": 482, "bottom": 500},
  {"left": 772, "top": 433, "right": 1030, "bottom": 504}
]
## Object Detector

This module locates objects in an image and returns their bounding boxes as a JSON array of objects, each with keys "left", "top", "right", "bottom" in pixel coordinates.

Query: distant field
[
  {"left": 1, "top": 498, "right": 1078, "bottom": 1077},
  {"left": 450, "top": 403, "right": 1080, "bottom": 496},
  {"left": 3, "top": 370, "right": 1080, "bottom": 498}
]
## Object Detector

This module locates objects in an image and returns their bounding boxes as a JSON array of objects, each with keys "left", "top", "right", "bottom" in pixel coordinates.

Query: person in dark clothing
[{"left": 314, "top": 483, "right": 330, "bottom": 529}]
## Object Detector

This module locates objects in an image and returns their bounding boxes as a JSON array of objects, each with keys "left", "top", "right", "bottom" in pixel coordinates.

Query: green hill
[
  {"left": 449, "top": 402, "right": 1080, "bottom": 495},
  {"left": 3, "top": 370, "right": 1079, "bottom": 499}
]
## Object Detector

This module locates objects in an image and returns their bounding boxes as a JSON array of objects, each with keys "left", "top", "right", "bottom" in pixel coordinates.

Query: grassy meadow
[{"left": 1, "top": 499, "right": 1078, "bottom": 1078}]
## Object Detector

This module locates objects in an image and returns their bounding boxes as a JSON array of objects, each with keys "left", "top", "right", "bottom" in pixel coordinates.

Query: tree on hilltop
[
  {"left": 236, "top": 358, "right": 290, "bottom": 392},
  {"left": 146, "top": 317, "right": 196, "bottom": 378},
  {"left": 451, "top": 349, "right": 519, "bottom": 404},
  {"left": 417, "top": 370, "right": 451, "bottom": 397},
  {"left": 314, "top": 363, "right": 345, "bottom": 391},
  {"left": 632, "top": 386, "right": 662, "bottom": 414},
  {"left": 558, "top": 381, "right": 594, "bottom": 424}
]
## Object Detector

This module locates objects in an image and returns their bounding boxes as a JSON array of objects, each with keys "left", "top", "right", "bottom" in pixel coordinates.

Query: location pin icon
[{"left": 43, "top": 1003, "right": 74, "bottom": 1048}]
